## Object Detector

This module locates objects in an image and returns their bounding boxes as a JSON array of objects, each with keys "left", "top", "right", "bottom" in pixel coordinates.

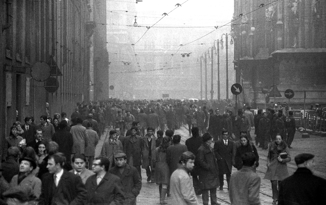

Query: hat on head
[
  {"left": 19, "top": 157, "right": 37, "bottom": 170},
  {"left": 294, "top": 153, "right": 314, "bottom": 165},
  {"left": 114, "top": 151, "right": 127, "bottom": 159}
]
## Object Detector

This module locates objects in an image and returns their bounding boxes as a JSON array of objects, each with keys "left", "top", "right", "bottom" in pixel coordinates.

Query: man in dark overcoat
[
  {"left": 278, "top": 153, "right": 326, "bottom": 205},
  {"left": 214, "top": 130, "right": 235, "bottom": 190},
  {"left": 207, "top": 109, "right": 219, "bottom": 141},
  {"left": 124, "top": 127, "right": 143, "bottom": 176},
  {"left": 196, "top": 133, "right": 220, "bottom": 205}
]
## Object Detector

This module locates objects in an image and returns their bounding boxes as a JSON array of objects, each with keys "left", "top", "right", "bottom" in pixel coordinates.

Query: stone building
[{"left": 233, "top": 0, "right": 326, "bottom": 108}]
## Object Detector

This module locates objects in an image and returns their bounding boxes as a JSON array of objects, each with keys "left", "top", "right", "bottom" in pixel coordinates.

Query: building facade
[
  {"left": 0, "top": 0, "right": 105, "bottom": 159},
  {"left": 233, "top": 0, "right": 326, "bottom": 108}
]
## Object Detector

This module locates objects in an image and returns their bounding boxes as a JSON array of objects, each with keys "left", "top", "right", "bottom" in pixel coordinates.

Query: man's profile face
[
  {"left": 47, "top": 158, "right": 57, "bottom": 174},
  {"left": 73, "top": 158, "right": 86, "bottom": 173},
  {"left": 185, "top": 159, "right": 195, "bottom": 172},
  {"left": 147, "top": 130, "right": 154, "bottom": 136}
]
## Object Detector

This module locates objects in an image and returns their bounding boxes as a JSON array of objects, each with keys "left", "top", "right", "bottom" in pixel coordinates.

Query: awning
[{"left": 272, "top": 48, "right": 326, "bottom": 60}]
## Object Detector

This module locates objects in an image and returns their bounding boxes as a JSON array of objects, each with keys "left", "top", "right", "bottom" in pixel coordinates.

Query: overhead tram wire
[
  {"left": 133, "top": 0, "right": 191, "bottom": 45},
  {"left": 182, "top": 0, "right": 280, "bottom": 47},
  {"left": 112, "top": 0, "right": 280, "bottom": 74}
]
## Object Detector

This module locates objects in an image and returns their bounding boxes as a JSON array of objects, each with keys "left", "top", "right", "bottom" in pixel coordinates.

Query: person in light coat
[
  {"left": 229, "top": 152, "right": 261, "bottom": 205},
  {"left": 170, "top": 151, "right": 198, "bottom": 205}
]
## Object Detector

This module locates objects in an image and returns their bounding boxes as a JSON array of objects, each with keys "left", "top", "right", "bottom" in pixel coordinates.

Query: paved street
[{"left": 95, "top": 127, "right": 326, "bottom": 205}]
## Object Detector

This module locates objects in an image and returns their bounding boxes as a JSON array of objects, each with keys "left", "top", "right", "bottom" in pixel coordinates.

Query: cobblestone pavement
[{"left": 95, "top": 127, "right": 326, "bottom": 205}]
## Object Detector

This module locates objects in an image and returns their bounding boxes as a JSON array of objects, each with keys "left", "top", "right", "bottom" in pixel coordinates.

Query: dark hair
[
  {"left": 9, "top": 126, "right": 17, "bottom": 137},
  {"left": 86, "top": 121, "right": 92, "bottom": 128},
  {"left": 47, "top": 141, "right": 59, "bottom": 155},
  {"left": 72, "top": 154, "right": 86, "bottom": 162},
  {"left": 157, "top": 130, "right": 163, "bottom": 137},
  {"left": 40, "top": 115, "right": 47, "bottom": 121},
  {"left": 49, "top": 152, "right": 66, "bottom": 167},
  {"left": 147, "top": 127, "right": 155, "bottom": 132},
  {"left": 241, "top": 152, "right": 256, "bottom": 167},
  {"left": 132, "top": 121, "right": 139, "bottom": 127},
  {"left": 202, "top": 133, "right": 212, "bottom": 142},
  {"left": 258, "top": 109, "right": 263, "bottom": 114},
  {"left": 24, "top": 117, "right": 31, "bottom": 123},
  {"left": 76, "top": 117, "right": 83, "bottom": 124},
  {"left": 130, "top": 126, "right": 138, "bottom": 132},
  {"left": 191, "top": 127, "right": 199, "bottom": 138},
  {"left": 61, "top": 112, "right": 67, "bottom": 118},
  {"left": 7, "top": 146, "right": 20, "bottom": 158},
  {"left": 109, "top": 130, "right": 117, "bottom": 136},
  {"left": 179, "top": 151, "right": 195, "bottom": 164},
  {"left": 59, "top": 120, "right": 68, "bottom": 129},
  {"left": 22, "top": 146, "right": 37, "bottom": 161},
  {"left": 165, "top": 130, "right": 174, "bottom": 138},
  {"left": 172, "top": 135, "right": 181, "bottom": 144},
  {"left": 95, "top": 157, "right": 110, "bottom": 172},
  {"left": 159, "top": 137, "right": 170, "bottom": 153}
]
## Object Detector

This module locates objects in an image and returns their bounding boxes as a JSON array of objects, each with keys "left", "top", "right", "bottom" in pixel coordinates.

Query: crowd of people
[{"left": 0, "top": 98, "right": 325, "bottom": 205}]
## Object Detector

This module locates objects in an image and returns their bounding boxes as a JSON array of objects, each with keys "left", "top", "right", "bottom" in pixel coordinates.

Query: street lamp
[{"left": 220, "top": 33, "right": 234, "bottom": 100}]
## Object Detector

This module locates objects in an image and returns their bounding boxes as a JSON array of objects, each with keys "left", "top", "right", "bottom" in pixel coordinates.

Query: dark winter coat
[
  {"left": 214, "top": 140, "right": 235, "bottom": 175},
  {"left": 278, "top": 167, "right": 326, "bottom": 205},
  {"left": 124, "top": 135, "right": 143, "bottom": 167},
  {"left": 52, "top": 129, "right": 74, "bottom": 161},
  {"left": 110, "top": 164, "right": 142, "bottom": 205},
  {"left": 196, "top": 143, "right": 219, "bottom": 190},
  {"left": 234, "top": 143, "right": 259, "bottom": 170},
  {"left": 85, "top": 172, "right": 124, "bottom": 205},
  {"left": 166, "top": 143, "right": 188, "bottom": 176}
]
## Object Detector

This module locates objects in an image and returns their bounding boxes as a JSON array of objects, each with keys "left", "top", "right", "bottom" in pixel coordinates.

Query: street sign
[
  {"left": 284, "top": 89, "right": 294, "bottom": 99},
  {"left": 268, "top": 85, "right": 282, "bottom": 97},
  {"left": 231, "top": 83, "right": 243, "bottom": 95}
]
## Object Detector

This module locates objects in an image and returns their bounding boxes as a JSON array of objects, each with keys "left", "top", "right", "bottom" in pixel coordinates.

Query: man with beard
[{"left": 110, "top": 151, "right": 142, "bottom": 205}]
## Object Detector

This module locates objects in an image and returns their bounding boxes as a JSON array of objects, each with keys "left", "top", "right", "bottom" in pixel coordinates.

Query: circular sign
[
  {"left": 44, "top": 77, "right": 59, "bottom": 93},
  {"left": 30, "top": 62, "right": 51, "bottom": 82},
  {"left": 231, "top": 83, "right": 243, "bottom": 95},
  {"left": 284, "top": 89, "right": 294, "bottom": 99},
  {"left": 109, "top": 85, "right": 114, "bottom": 90}
]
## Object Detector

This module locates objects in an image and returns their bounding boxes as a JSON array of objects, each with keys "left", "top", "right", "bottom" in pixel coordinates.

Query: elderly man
[{"left": 278, "top": 153, "right": 326, "bottom": 205}]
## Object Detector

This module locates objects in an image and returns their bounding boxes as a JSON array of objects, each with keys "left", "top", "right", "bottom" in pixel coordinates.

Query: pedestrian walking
[
  {"left": 70, "top": 154, "right": 94, "bottom": 184},
  {"left": 285, "top": 111, "right": 296, "bottom": 148},
  {"left": 234, "top": 134, "right": 259, "bottom": 170},
  {"left": 278, "top": 153, "right": 326, "bottom": 205},
  {"left": 196, "top": 133, "right": 220, "bottom": 205},
  {"left": 254, "top": 109, "right": 263, "bottom": 147},
  {"left": 85, "top": 157, "right": 124, "bottom": 204},
  {"left": 2, "top": 146, "right": 20, "bottom": 183},
  {"left": 70, "top": 117, "right": 88, "bottom": 156},
  {"left": 264, "top": 134, "right": 291, "bottom": 205},
  {"left": 154, "top": 137, "right": 170, "bottom": 204},
  {"left": 229, "top": 152, "right": 261, "bottom": 205},
  {"left": 52, "top": 120, "right": 73, "bottom": 164},
  {"left": 39, "top": 152, "right": 87, "bottom": 205},
  {"left": 170, "top": 151, "right": 198, "bottom": 205},
  {"left": 10, "top": 157, "right": 41, "bottom": 201},
  {"left": 38, "top": 115, "right": 55, "bottom": 145},
  {"left": 185, "top": 127, "right": 203, "bottom": 195},
  {"left": 101, "top": 130, "right": 123, "bottom": 170},
  {"left": 214, "top": 130, "right": 235, "bottom": 190},
  {"left": 110, "top": 151, "right": 142, "bottom": 205},
  {"left": 84, "top": 122, "right": 99, "bottom": 168},
  {"left": 258, "top": 112, "right": 271, "bottom": 149},
  {"left": 142, "top": 127, "right": 157, "bottom": 183},
  {"left": 124, "top": 127, "right": 143, "bottom": 176}
]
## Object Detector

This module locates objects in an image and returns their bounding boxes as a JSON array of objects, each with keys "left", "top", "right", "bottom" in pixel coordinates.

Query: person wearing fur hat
[{"left": 9, "top": 157, "right": 41, "bottom": 202}]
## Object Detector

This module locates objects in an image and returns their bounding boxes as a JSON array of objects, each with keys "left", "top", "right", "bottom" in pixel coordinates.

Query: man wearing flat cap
[
  {"left": 9, "top": 157, "right": 41, "bottom": 202},
  {"left": 278, "top": 153, "right": 326, "bottom": 205},
  {"left": 110, "top": 151, "right": 142, "bottom": 205}
]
